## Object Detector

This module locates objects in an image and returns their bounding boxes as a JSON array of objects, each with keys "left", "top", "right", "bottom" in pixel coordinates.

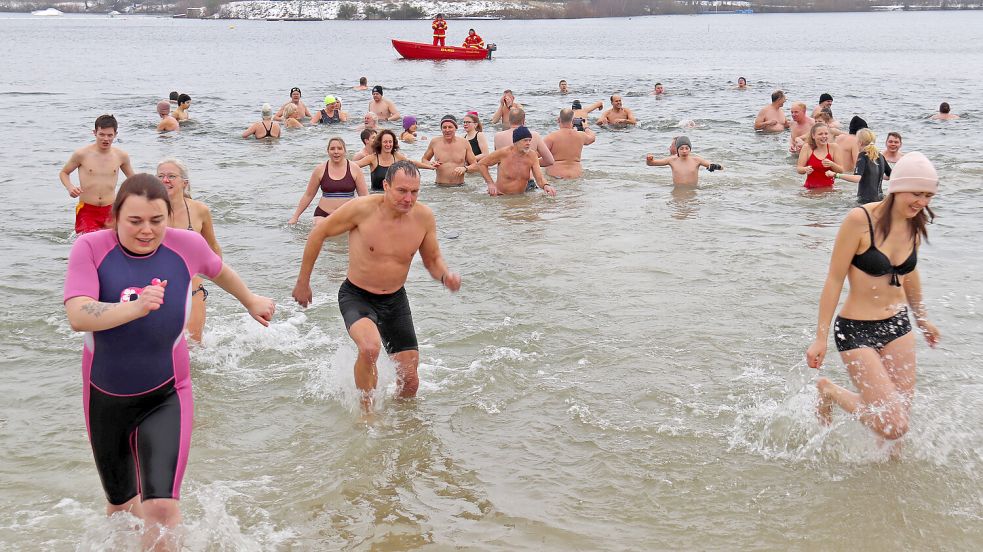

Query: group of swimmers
[{"left": 58, "top": 75, "right": 949, "bottom": 549}]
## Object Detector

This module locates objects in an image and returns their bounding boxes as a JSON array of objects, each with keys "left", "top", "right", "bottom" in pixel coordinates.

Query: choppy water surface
[{"left": 1, "top": 11, "right": 981, "bottom": 551}]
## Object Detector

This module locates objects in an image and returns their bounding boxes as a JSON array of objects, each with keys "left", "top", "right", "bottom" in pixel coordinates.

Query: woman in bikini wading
[{"left": 806, "top": 152, "right": 941, "bottom": 444}]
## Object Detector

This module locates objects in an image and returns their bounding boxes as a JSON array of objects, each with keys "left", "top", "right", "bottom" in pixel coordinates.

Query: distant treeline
[
  {"left": 3, "top": 0, "right": 982, "bottom": 17},
  {"left": 513, "top": 0, "right": 983, "bottom": 19}
]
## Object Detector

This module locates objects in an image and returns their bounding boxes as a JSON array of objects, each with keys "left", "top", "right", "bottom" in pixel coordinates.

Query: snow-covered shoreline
[{"left": 218, "top": 1, "right": 531, "bottom": 21}]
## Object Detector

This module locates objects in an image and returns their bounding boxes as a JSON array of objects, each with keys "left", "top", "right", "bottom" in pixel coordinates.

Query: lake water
[{"left": 0, "top": 10, "right": 981, "bottom": 551}]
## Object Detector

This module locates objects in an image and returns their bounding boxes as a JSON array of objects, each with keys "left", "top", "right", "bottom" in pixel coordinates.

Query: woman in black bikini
[
  {"left": 354, "top": 129, "right": 435, "bottom": 193},
  {"left": 806, "top": 152, "right": 941, "bottom": 443},
  {"left": 159, "top": 159, "right": 222, "bottom": 342}
]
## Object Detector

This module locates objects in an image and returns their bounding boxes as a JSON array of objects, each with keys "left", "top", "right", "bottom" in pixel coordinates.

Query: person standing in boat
[
  {"left": 463, "top": 28, "right": 484, "bottom": 49},
  {"left": 432, "top": 13, "right": 447, "bottom": 47}
]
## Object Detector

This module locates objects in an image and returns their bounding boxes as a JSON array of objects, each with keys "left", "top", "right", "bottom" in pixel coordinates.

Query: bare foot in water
[{"left": 816, "top": 378, "right": 834, "bottom": 426}]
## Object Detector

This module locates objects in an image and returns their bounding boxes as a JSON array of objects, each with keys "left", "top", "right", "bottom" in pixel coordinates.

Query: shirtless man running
[
  {"left": 479, "top": 127, "right": 557, "bottom": 197},
  {"left": 789, "top": 102, "right": 814, "bottom": 153},
  {"left": 754, "top": 90, "right": 790, "bottom": 133},
  {"left": 291, "top": 161, "right": 461, "bottom": 412},
  {"left": 597, "top": 95, "right": 637, "bottom": 126},
  {"left": 368, "top": 85, "right": 401, "bottom": 122},
  {"left": 59, "top": 114, "right": 135, "bottom": 234},
  {"left": 422, "top": 115, "right": 477, "bottom": 187},
  {"left": 543, "top": 108, "right": 596, "bottom": 179}
]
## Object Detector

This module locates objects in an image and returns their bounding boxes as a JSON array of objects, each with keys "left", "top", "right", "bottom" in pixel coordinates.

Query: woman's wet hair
[
  {"left": 113, "top": 174, "right": 172, "bottom": 218},
  {"left": 372, "top": 129, "right": 399, "bottom": 155}
]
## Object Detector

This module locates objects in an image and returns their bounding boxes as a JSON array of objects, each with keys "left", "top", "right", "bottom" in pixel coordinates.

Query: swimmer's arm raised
[
  {"left": 582, "top": 126, "right": 596, "bottom": 145},
  {"left": 645, "top": 154, "right": 671, "bottom": 167}
]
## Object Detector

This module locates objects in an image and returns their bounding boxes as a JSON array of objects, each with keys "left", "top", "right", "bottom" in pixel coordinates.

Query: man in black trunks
[{"left": 292, "top": 161, "right": 461, "bottom": 412}]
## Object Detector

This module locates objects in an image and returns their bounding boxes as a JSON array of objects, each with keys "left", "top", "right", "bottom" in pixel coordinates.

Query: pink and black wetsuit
[{"left": 64, "top": 228, "right": 222, "bottom": 505}]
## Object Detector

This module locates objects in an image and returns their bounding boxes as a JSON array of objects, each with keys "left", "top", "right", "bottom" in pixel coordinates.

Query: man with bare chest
[
  {"left": 478, "top": 126, "right": 557, "bottom": 196},
  {"left": 754, "top": 90, "right": 790, "bottom": 133},
  {"left": 368, "top": 85, "right": 401, "bottom": 121},
  {"left": 292, "top": 161, "right": 461, "bottom": 412},
  {"left": 422, "top": 115, "right": 476, "bottom": 187},
  {"left": 543, "top": 108, "right": 596, "bottom": 179},
  {"left": 58, "top": 115, "right": 134, "bottom": 234}
]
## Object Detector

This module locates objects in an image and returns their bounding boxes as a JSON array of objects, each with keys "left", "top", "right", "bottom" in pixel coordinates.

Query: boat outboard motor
[{"left": 485, "top": 43, "right": 497, "bottom": 59}]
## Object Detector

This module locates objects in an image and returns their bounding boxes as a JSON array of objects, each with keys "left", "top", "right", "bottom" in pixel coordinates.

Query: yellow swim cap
[{"left": 324, "top": 95, "right": 337, "bottom": 105}]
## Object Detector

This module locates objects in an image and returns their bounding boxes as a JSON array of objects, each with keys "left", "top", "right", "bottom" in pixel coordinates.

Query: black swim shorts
[
  {"left": 338, "top": 279, "right": 418, "bottom": 354},
  {"left": 834, "top": 309, "right": 912, "bottom": 352}
]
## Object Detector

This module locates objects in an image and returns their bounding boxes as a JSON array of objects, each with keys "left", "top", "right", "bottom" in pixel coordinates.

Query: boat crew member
[
  {"left": 432, "top": 13, "right": 447, "bottom": 47},
  {"left": 463, "top": 28, "right": 484, "bottom": 49}
]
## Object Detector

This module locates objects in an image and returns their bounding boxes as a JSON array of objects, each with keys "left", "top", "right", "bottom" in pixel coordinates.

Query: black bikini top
[{"left": 851, "top": 206, "right": 916, "bottom": 287}]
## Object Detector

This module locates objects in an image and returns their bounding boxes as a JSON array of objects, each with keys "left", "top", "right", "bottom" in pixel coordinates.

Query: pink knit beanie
[{"left": 887, "top": 152, "right": 938, "bottom": 195}]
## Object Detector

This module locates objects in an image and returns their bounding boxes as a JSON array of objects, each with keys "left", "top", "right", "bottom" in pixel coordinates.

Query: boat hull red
[{"left": 391, "top": 39, "right": 491, "bottom": 60}]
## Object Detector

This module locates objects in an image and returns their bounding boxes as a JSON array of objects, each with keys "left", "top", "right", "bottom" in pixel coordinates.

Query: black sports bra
[{"left": 851, "top": 206, "right": 916, "bottom": 287}]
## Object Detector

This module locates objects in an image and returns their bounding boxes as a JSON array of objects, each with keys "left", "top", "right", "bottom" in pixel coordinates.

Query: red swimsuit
[{"left": 804, "top": 146, "right": 835, "bottom": 189}]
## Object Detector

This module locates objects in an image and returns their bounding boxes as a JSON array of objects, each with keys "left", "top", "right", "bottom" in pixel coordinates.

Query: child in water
[{"left": 645, "top": 136, "right": 722, "bottom": 186}]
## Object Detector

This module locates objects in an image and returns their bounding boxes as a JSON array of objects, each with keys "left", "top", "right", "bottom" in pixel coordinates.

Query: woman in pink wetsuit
[{"left": 63, "top": 174, "right": 275, "bottom": 549}]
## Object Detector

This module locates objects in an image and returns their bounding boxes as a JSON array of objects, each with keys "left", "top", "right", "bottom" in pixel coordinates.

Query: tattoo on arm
[{"left": 81, "top": 301, "right": 114, "bottom": 318}]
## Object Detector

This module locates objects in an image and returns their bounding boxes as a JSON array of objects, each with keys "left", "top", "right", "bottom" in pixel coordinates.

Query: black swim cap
[
  {"left": 572, "top": 100, "right": 582, "bottom": 110},
  {"left": 849, "top": 116, "right": 868, "bottom": 135},
  {"left": 820, "top": 93, "right": 833, "bottom": 103},
  {"left": 372, "top": 85, "right": 384, "bottom": 95}
]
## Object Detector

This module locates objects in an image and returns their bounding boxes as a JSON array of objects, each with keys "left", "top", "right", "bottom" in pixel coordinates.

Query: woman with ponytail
[{"left": 827, "top": 128, "right": 891, "bottom": 203}]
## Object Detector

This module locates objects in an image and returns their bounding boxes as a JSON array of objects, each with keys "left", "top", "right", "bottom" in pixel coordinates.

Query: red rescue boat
[{"left": 391, "top": 39, "right": 496, "bottom": 60}]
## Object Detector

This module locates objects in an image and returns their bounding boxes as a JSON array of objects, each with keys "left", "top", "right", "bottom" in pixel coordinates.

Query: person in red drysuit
[
  {"left": 432, "top": 13, "right": 447, "bottom": 46},
  {"left": 462, "top": 28, "right": 484, "bottom": 49}
]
